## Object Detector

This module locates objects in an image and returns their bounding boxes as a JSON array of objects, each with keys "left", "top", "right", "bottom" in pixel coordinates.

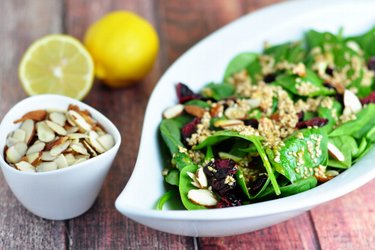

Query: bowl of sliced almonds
[{"left": 0, "top": 94, "right": 121, "bottom": 220}]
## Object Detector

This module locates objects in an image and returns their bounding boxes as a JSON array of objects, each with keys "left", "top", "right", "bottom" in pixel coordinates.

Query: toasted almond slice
[
  {"left": 6, "top": 142, "right": 28, "bottom": 163},
  {"left": 225, "top": 107, "right": 246, "bottom": 120},
  {"left": 26, "top": 152, "right": 42, "bottom": 165},
  {"left": 210, "top": 103, "right": 224, "bottom": 117},
  {"left": 27, "top": 142, "right": 46, "bottom": 155},
  {"left": 328, "top": 142, "right": 345, "bottom": 162},
  {"left": 187, "top": 171, "right": 201, "bottom": 188},
  {"left": 67, "top": 133, "right": 88, "bottom": 140},
  {"left": 246, "top": 98, "right": 261, "bottom": 109},
  {"left": 45, "top": 120, "right": 67, "bottom": 136},
  {"left": 54, "top": 154, "right": 69, "bottom": 169},
  {"left": 214, "top": 119, "right": 244, "bottom": 128},
  {"left": 12, "top": 129, "right": 26, "bottom": 143},
  {"left": 36, "top": 122, "right": 55, "bottom": 142},
  {"left": 187, "top": 189, "right": 217, "bottom": 207},
  {"left": 50, "top": 141, "right": 71, "bottom": 156},
  {"left": 67, "top": 110, "right": 92, "bottom": 132},
  {"left": 97, "top": 134, "right": 115, "bottom": 151},
  {"left": 6, "top": 136, "right": 19, "bottom": 147},
  {"left": 184, "top": 105, "right": 205, "bottom": 118},
  {"left": 344, "top": 89, "right": 362, "bottom": 113},
  {"left": 41, "top": 151, "right": 58, "bottom": 161},
  {"left": 82, "top": 140, "right": 97, "bottom": 157},
  {"left": 64, "top": 153, "right": 76, "bottom": 166},
  {"left": 70, "top": 142, "right": 89, "bottom": 155},
  {"left": 36, "top": 162, "right": 58, "bottom": 172},
  {"left": 14, "top": 110, "right": 47, "bottom": 123},
  {"left": 49, "top": 112, "right": 66, "bottom": 126},
  {"left": 88, "top": 131, "right": 106, "bottom": 153},
  {"left": 163, "top": 104, "right": 184, "bottom": 119},
  {"left": 74, "top": 155, "right": 89, "bottom": 165},
  {"left": 196, "top": 167, "right": 208, "bottom": 188},
  {"left": 20, "top": 119, "right": 35, "bottom": 144},
  {"left": 65, "top": 126, "right": 79, "bottom": 134},
  {"left": 15, "top": 161, "right": 36, "bottom": 172}
]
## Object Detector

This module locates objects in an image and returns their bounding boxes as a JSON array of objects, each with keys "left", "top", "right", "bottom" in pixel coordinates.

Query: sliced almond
[
  {"left": 27, "top": 142, "right": 46, "bottom": 155},
  {"left": 97, "top": 134, "right": 115, "bottom": 151},
  {"left": 26, "top": 152, "right": 42, "bottom": 165},
  {"left": 187, "top": 189, "right": 217, "bottom": 207},
  {"left": 225, "top": 107, "right": 246, "bottom": 120},
  {"left": 210, "top": 103, "right": 224, "bottom": 117},
  {"left": 74, "top": 155, "right": 90, "bottom": 165},
  {"left": 15, "top": 161, "right": 36, "bottom": 172},
  {"left": 187, "top": 171, "right": 201, "bottom": 188},
  {"left": 20, "top": 119, "right": 35, "bottom": 144},
  {"left": 67, "top": 110, "right": 92, "bottom": 132},
  {"left": 70, "top": 142, "right": 89, "bottom": 155},
  {"left": 87, "top": 131, "right": 106, "bottom": 153},
  {"left": 14, "top": 110, "right": 47, "bottom": 123},
  {"left": 344, "top": 89, "right": 362, "bottom": 113},
  {"left": 54, "top": 154, "right": 68, "bottom": 169},
  {"left": 65, "top": 125, "right": 79, "bottom": 134},
  {"left": 6, "top": 136, "right": 19, "bottom": 148},
  {"left": 246, "top": 98, "right": 261, "bottom": 109},
  {"left": 196, "top": 167, "right": 208, "bottom": 188},
  {"left": 184, "top": 105, "right": 205, "bottom": 118},
  {"left": 36, "top": 122, "right": 55, "bottom": 142},
  {"left": 163, "top": 104, "right": 184, "bottom": 119},
  {"left": 49, "top": 112, "right": 66, "bottom": 126},
  {"left": 67, "top": 133, "right": 88, "bottom": 140},
  {"left": 41, "top": 151, "right": 58, "bottom": 161},
  {"left": 64, "top": 153, "right": 76, "bottom": 166},
  {"left": 214, "top": 119, "right": 244, "bottom": 129},
  {"left": 6, "top": 142, "right": 28, "bottom": 164},
  {"left": 45, "top": 120, "right": 67, "bottom": 136},
  {"left": 11, "top": 129, "right": 26, "bottom": 143},
  {"left": 82, "top": 140, "right": 98, "bottom": 157},
  {"left": 36, "top": 162, "right": 58, "bottom": 172},
  {"left": 328, "top": 142, "right": 345, "bottom": 162},
  {"left": 50, "top": 141, "right": 71, "bottom": 156}
]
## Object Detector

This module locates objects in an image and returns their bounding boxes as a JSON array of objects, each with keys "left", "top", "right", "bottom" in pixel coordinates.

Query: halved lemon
[{"left": 19, "top": 35, "right": 94, "bottom": 100}]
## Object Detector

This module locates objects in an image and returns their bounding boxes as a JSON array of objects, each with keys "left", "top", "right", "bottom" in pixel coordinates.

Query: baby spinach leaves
[
  {"left": 267, "top": 128, "right": 328, "bottom": 183},
  {"left": 223, "top": 52, "right": 258, "bottom": 81},
  {"left": 179, "top": 164, "right": 207, "bottom": 210},
  {"left": 201, "top": 82, "right": 235, "bottom": 100},
  {"left": 160, "top": 119, "right": 184, "bottom": 155}
]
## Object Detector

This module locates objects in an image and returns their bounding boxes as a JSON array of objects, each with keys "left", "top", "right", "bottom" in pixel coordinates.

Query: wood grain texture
[{"left": 0, "top": 0, "right": 66, "bottom": 249}]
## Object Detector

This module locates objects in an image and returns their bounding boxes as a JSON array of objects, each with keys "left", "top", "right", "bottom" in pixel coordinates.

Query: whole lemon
[{"left": 84, "top": 11, "right": 159, "bottom": 87}]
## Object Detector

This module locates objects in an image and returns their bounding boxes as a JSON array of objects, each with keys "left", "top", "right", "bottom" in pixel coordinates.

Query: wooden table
[{"left": 1, "top": 0, "right": 374, "bottom": 249}]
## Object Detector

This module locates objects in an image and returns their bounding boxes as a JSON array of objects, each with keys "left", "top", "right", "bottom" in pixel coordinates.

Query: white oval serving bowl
[
  {"left": 115, "top": 0, "right": 375, "bottom": 236},
  {"left": 0, "top": 94, "right": 121, "bottom": 220}
]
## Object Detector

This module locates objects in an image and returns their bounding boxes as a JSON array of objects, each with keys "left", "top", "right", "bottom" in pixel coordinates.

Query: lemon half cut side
[{"left": 19, "top": 35, "right": 94, "bottom": 100}]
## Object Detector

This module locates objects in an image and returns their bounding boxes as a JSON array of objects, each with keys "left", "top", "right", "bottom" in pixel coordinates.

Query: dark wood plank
[
  {"left": 0, "top": 0, "right": 67, "bottom": 249},
  {"left": 64, "top": 0, "right": 194, "bottom": 248},
  {"left": 311, "top": 180, "right": 375, "bottom": 250}
]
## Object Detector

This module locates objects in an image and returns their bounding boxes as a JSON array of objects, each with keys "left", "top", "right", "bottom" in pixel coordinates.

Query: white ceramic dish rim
[
  {"left": 116, "top": 0, "right": 375, "bottom": 221},
  {"left": 0, "top": 94, "right": 122, "bottom": 177}
]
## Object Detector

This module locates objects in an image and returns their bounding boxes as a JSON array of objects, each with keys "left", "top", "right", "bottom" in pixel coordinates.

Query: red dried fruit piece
[
  {"left": 244, "top": 119, "right": 259, "bottom": 129},
  {"left": 181, "top": 118, "right": 201, "bottom": 144},
  {"left": 361, "top": 91, "right": 375, "bottom": 105},
  {"left": 176, "top": 83, "right": 201, "bottom": 104},
  {"left": 216, "top": 193, "right": 242, "bottom": 208},
  {"left": 297, "top": 111, "right": 304, "bottom": 122},
  {"left": 296, "top": 117, "right": 328, "bottom": 129},
  {"left": 204, "top": 159, "right": 237, "bottom": 196},
  {"left": 368, "top": 56, "right": 375, "bottom": 71}
]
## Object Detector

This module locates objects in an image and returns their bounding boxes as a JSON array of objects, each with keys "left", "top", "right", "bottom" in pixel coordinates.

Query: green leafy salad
[{"left": 157, "top": 27, "right": 375, "bottom": 210}]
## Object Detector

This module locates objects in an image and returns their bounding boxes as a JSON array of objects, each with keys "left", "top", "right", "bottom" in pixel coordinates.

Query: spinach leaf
[
  {"left": 246, "top": 57, "right": 262, "bottom": 83},
  {"left": 266, "top": 128, "right": 328, "bottom": 183},
  {"left": 201, "top": 82, "right": 235, "bottom": 101},
  {"left": 327, "top": 136, "right": 356, "bottom": 169},
  {"left": 160, "top": 119, "right": 184, "bottom": 155},
  {"left": 318, "top": 99, "right": 342, "bottom": 133},
  {"left": 346, "top": 26, "right": 375, "bottom": 60},
  {"left": 184, "top": 99, "right": 210, "bottom": 109},
  {"left": 236, "top": 169, "right": 271, "bottom": 199},
  {"left": 179, "top": 164, "right": 207, "bottom": 210},
  {"left": 305, "top": 30, "right": 341, "bottom": 51},
  {"left": 155, "top": 189, "right": 179, "bottom": 210},
  {"left": 194, "top": 130, "right": 281, "bottom": 195},
  {"left": 165, "top": 169, "right": 180, "bottom": 186},
  {"left": 330, "top": 104, "right": 375, "bottom": 139},
  {"left": 173, "top": 151, "right": 195, "bottom": 171},
  {"left": 264, "top": 41, "right": 305, "bottom": 63},
  {"left": 223, "top": 52, "right": 258, "bottom": 81},
  {"left": 274, "top": 69, "right": 334, "bottom": 97}
]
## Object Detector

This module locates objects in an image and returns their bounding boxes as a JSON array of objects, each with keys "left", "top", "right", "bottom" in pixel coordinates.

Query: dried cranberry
[
  {"left": 297, "top": 111, "right": 304, "bottom": 122},
  {"left": 361, "top": 92, "right": 375, "bottom": 105},
  {"left": 176, "top": 83, "right": 201, "bottom": 103},
  {"left": 296, "top": 117, "right": 328, "bottom": 129},
  {"left": 367, "top": 56, "right": 375, "bottom": 71},
  {"left": 244, "top": 119, "right": 259, "bottom": 129},
  {"left": 203, "top": 159, "right": 237, "bottom": 196},
  {"left": 325, "top": 67, "right": 334, "bottom": 76},
  {"left": 249, "top": 174, "right": 268, "bottom": 196},
  {"left": 264, "top": 73, "right": 276, "bottom": 83},
  {"left": 216, "top": 193, "right": 242, "bottom": 208},
  {"left": 181, "top": 118, "right": 200, "bottom": 145}
]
